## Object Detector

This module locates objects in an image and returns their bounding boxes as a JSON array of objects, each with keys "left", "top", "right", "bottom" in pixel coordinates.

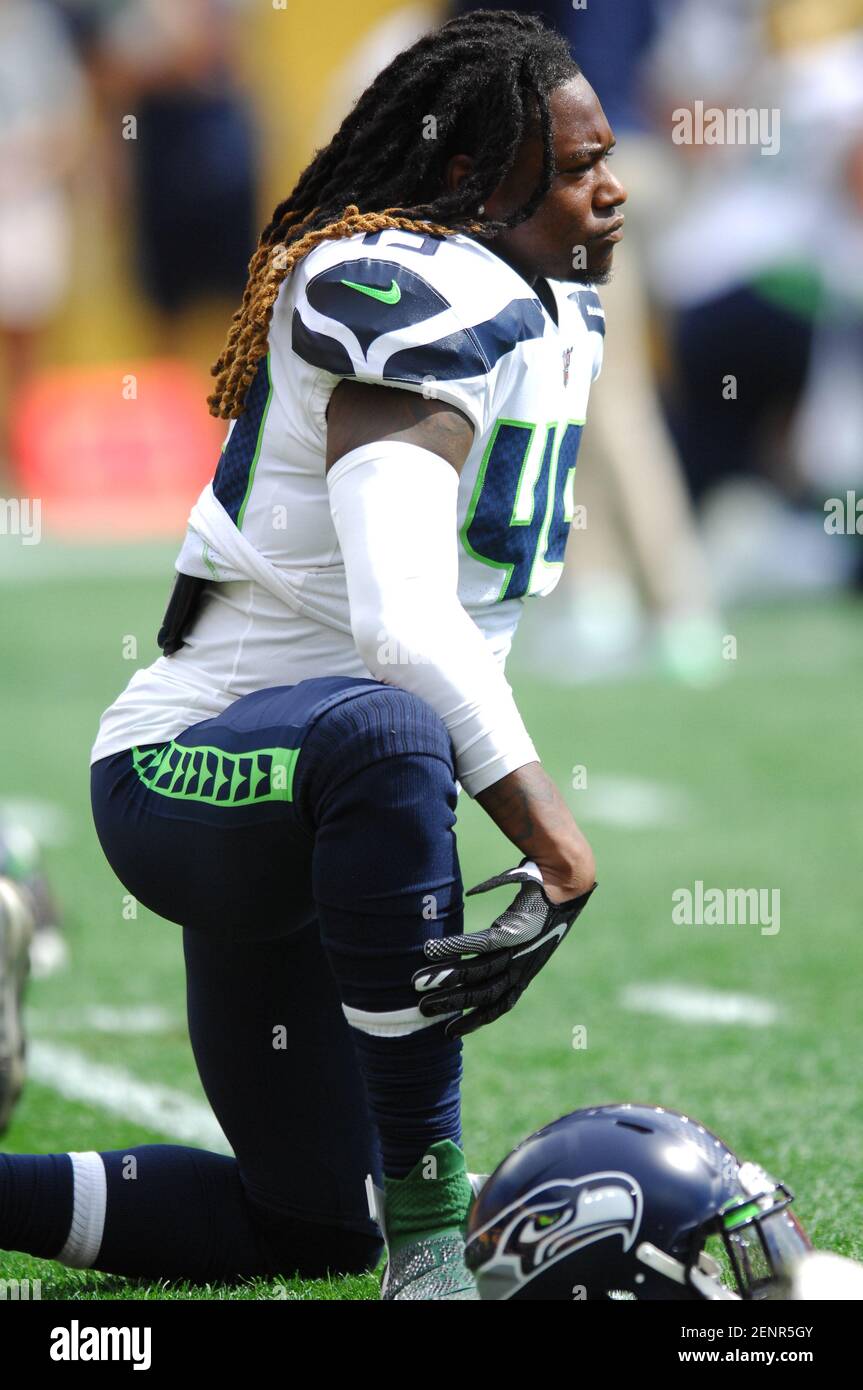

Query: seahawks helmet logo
[{"left": 467, "top": 1172, "right": 643, "bottom": 1299}]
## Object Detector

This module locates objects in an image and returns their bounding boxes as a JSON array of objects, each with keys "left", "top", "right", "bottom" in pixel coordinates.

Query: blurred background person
[
  {"left": 450, "top": 0, "right": 722, "bottom": 684},
  {"left": 0, "top": 0, "right": 86, "bottom": 480},
  {"left": 84, "top": 0, "right": 260, "bottom": 356},
  {"left": 648, "top": 0, "right": 863, "bottom": 600},
  {"left": 2, "top": 0, "right": 260, "bottom": 544}
]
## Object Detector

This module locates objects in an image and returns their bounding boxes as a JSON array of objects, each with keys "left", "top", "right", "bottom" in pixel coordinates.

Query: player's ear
[{"left": 444, "top": 153, "right": 475, "bottom": 194}]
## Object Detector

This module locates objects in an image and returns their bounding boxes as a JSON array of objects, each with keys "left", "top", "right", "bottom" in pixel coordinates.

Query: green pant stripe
[{"left": 131, "top": 741, "right": 299, "bottom": 806}]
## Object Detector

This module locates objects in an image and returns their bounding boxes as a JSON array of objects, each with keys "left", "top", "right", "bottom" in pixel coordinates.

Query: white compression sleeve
[{"left": 327, "top": 441, "right": 539, "bottom": 797}]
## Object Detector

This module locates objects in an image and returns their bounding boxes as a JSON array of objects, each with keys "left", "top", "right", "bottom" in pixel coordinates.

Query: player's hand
[{"left": 412, "top": 861, "right": 596, "bottom": 1039}]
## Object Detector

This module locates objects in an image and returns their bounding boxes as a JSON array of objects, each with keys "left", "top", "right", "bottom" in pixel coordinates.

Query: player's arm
[
  {"left": 325, "top": 380, "right": 594, "bottom": 903},
  {"left": 326, "top": 377, "right": 473, "bottom": 472},
  {"left": 474, "top": 764, "right": 594, "bottom": 901}
]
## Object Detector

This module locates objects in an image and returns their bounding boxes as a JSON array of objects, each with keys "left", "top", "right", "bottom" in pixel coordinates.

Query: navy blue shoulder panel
[
  {"left": 384, "top": 297, "right": 545, "bottom": 383},
  {"left": 470, "top": 297, "right": 547, "bottom": 366},
  {"left": 567, "top": 288, "right": 606, "bottom": 337},
  {"left": 301, "top": 258, "right": 450, "bottom": 357},
  {"left": 291, "top": 246, "right": 547, "bottom": 383},
  {"left": 291, "top": 311, "right": 355, "bottom": 376},
  {"left": 383, "top": 329, "right": 488, "bottom": 383}
]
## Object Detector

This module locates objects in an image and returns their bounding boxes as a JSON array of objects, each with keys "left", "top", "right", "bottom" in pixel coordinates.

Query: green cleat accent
[{"left": 370, "top": 1140, "right": 479, "bottom": 1300}]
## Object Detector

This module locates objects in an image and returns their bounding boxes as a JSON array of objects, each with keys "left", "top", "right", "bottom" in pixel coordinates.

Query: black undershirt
[{"left": 534, "top": 275, "right": 559, "bottom": 328}]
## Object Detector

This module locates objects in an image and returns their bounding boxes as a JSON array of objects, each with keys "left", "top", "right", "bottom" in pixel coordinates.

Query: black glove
[{"left": 412, "top": 861, "right": 596, "bottom": 1039}]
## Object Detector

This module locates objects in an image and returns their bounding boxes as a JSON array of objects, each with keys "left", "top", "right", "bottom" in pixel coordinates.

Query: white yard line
[
  {"left": 573, "top": 776, "right": 693, "bottom": 830},
  {"left": 28, "top": 928, "right": 69, "bottom": 980},
  {"left": 0, "top": 541, "right": 178, "bottom": 583},
  {"left": 620, "top": 981, "right": 778, "bottom": 1027},
  {"left": 0, "top": 799, "right": 71, "bottom": 847},
  {"left": 28, "top": 1042, "right": 231, "bottom": 1153},
  {"left": 29, "top": 1005, "right": 177, "bottom": 1035}
]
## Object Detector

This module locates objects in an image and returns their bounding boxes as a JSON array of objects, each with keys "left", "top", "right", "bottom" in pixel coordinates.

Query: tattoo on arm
[{"left": 476, "top": 762, "right": 576, "bottom": 858}]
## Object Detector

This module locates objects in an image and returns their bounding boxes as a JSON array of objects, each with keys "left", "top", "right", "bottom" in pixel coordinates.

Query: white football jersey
[{"left": 91, "top": 228, "right": 604, "bottom": 764}]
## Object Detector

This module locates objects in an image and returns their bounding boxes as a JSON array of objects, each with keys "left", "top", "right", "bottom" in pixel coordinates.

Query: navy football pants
[{"left": 80, "top": 676, "right": 465, "bottom": 1279}]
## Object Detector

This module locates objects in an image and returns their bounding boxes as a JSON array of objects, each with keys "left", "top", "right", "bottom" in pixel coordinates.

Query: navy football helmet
[{"left": 465, "top": 1104, "right": 811, "bottom": 1300}]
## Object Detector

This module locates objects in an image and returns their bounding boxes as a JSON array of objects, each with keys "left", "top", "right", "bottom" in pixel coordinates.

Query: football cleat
[
  {"left": 0, "top": 876, "right": 36, "bottom": 1135},
  {"left": 0, "top": 823, "right": 66, "bottom": 980},
  {"left": 465, "top": 1103, "right": 812, "bottom": 1300},
  {"left": 367, "top": 1140, "right": 480, "bottom": 1300}
]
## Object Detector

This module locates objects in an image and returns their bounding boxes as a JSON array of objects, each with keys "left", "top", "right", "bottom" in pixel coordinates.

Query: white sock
[{"left": 56, "top": 1151, "right": 107, "bottom": 1268}]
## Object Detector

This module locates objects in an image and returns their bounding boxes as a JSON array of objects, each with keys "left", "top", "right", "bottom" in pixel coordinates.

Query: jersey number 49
[{"left": 461, "top": 416, "right": 584, "bottom": 600}]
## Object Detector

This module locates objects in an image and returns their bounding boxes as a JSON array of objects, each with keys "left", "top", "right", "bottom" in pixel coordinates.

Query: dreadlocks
[{"left": 208, "top": 9, "right": 579, "bottom": 418}]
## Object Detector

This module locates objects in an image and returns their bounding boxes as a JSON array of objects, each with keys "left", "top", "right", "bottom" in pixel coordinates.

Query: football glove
[{"left": 413, "top": 860, "right": 596, "bottom": 1039}]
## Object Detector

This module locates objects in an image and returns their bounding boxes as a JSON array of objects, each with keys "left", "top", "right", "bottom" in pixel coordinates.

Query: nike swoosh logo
[{"left": 340, "top": 277, "right": 401, "bottom": 305}]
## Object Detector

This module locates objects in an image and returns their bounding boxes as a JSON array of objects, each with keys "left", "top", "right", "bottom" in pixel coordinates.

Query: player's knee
[
  {"left": 297, "top": 684, "right": 455, "bottom": 821},
  {"left": 356, "top": 685, "right": 453, "bottom": 764}
]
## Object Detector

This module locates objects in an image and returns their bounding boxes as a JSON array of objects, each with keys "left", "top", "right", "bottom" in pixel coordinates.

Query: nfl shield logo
[{"left": 562, "top": 346, "right": 572, "bottom": 387}]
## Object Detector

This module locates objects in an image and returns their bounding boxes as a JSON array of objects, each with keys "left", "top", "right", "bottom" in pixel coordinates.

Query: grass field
[{"left": 2, "top": 545, "right": 862, "bottom": 1299}]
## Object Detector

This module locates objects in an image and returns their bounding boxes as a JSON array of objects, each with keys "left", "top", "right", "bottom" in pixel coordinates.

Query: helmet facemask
[{"left": 638, "top": 1163, "right": 812, "bottom": 1300}]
